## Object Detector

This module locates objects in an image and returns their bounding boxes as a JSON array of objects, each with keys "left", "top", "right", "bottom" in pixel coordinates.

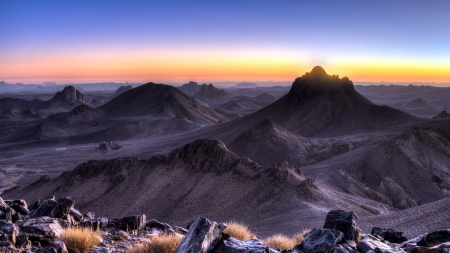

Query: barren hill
[{"left": 99, "top": 82, "right": 237, "bottom": 125}]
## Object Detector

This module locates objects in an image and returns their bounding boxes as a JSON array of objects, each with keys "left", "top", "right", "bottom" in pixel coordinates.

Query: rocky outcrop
[
  {"left": 193, "top": 84, "right": 232, "bottom": 105},
  {"left": 371, "top": 227, "right": 407, "bottom": 243},
  {"left": 323, "top": 210, "right": 362, "bottom": 242},
  {"left": 298, "top": 229, "right": 344, "bottom": 253},
  {"left": 98, "top": 141, "right": 122, "bottom": 151},
  {"left": 433, "top": 111, "right": 450, "bottom": 119},
  {"left": 91, "top": 98, "right": 105, "bottom": 107},
  {"left": 52, "top": 86, "right": 85, "bottom": 102}
]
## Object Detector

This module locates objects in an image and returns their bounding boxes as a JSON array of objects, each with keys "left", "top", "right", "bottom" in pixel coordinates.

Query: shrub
[
  {"left": 128, "top": 234, "right": 182, "bottom": 253},
  {"left": 60, "top": 227, "right": 102, "bottom": 253},
  {"left": 223, "top": 221, "right": 256, "bottom": 241},
  {"left": 263, "top": 229, "right": 311, "bottom": 251}
]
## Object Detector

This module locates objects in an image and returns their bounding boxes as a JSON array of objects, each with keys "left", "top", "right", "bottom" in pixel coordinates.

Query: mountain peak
[
  {"left": 309, "top": 65, "right": 327, "bottom": 76},
  {"left": 287, "top": 66, "right": 354, "bottom": 103},
  {"left": 53, "top": 86, "right": 85, "bottom": 102}
]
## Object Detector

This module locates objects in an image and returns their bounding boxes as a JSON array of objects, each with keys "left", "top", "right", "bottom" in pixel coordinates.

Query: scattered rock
[
  {"left": 0, "top": 220, "right": 18, "bottom": 245},
  {"left": 214, "top": 237, "right": 270, "bottom": 253},
  {"left": 371, "top": 227, "right": 408, "bottom": 243},
  {"left": 417, "top": 230, "right": 450, "bottom": 247},
  {"left": 20, "top": 217, "right": 68, "bottom": 246},
  {"left": 174, "top": 217, "right": 225, "bottom": 253},
  {"left": 301, "top": 228, "right": 344, "bottom": 253}
]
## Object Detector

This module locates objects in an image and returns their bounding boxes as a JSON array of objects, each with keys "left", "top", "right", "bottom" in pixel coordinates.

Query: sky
[{"left": 1, "top": 0, "right": 450, "bottom": 84}]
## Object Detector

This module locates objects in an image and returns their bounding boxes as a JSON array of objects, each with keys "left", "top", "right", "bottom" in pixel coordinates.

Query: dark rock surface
[
  {"left": 215, "top": 237, "right": 270, "bottom": 253},
  {"left": 371, "top": 227, "right": 408, "bottom": 243},
  {"left": 52, "top": 86, "right": 85, "bottom": 102},
  {"left": 300, "top": 228, "right": 344, "bottom": 253},
  {"left": 174, "top": 217, "right": 225, "bottom": 253},
  {"left": 323, "top": 210, "right": 362, "bottom": 242}
]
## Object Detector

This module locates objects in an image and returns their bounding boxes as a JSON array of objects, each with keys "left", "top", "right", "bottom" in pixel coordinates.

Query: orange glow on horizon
[{"left": 1, "top": 51, "right": 450, "bottom": 84}]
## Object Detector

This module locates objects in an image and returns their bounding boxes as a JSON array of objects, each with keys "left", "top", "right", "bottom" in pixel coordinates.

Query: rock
[
  {"left": 53, "top": 86, "right": 85, "bottom": 102},
  {"left": 0, "top": 241, "right": 19, "bottom": 253},
  {"left": 68, "top": 208, "right": 83, "bottom": 222},
  {"left": 214, "top": 237, "right": 270, "bottom": 253},
  {"left": 357, "top": 235, "right": 405, "bottom": 253},
  {"left": 174, "top": 217, "right": 225, "bottom": 253},
  {"left": 145, "top": 219, "right": 172, "bottom": 233},
  {"left": 31, "top": 197, "right": 74, "bottom": 219},
  {"left": 0, "top": 198, "right": 9, "bottom": 212},
  {"left": 323, "top": 210, "right": 362, "bottom": 242},
  {"left": 433, "top": 111, "right": 450, "bottom": 119},
  {"left": 28, "top": 201, "right": 41, "bottom": 212},
  {"left": 174, "top": 226, "right": 188, "bottom": 235},
  {"left": 9, "top": 203, "right": 29, "bottom": 216},
  {"left": 417, "top": 230, "right": 450, "bottom": 247},
  {"left": 371, "top": 227, "right": 408, "bottom": 243},
  {"left": 80, "top": 217, "right": 108, "bottom": 231},
  {"left": 0, "top": 220, "right": 18, "bottom": 245},
  {"left": 91, "top": 98, "right": 106, "bottom": 107},
  {"left": 19, "top": 217, "right": 68, "bottom": 246},
  {"left": 89, "top": 246, "right": 110, "bottom": 253},
  {"left": 16, "top": 233, "right": 31, "bottom": 250},
  {"left": 120, "top": 215, "right": 146, "bottom": 231},
  {"left": 98, "top": 141, "right": 122, "bottom": 151},
  {"left": 301, "top": 228, "right": 344, "bottom": 253},
  {"left": 44, "top": 240, "right": 68, "bottom": 253}
]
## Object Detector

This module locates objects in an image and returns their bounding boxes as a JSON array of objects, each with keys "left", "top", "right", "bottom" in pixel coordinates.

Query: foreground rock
[
  {"left": 174, "top": 217, "right": 225, "bottom": 253},
  {"left": 1, "top": 196, "right": 450, "bottom": 253}
]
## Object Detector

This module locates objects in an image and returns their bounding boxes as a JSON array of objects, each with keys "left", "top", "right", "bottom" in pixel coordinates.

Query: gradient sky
[{"left": 1, "top": 0, "right": 450, "bottom": 84}]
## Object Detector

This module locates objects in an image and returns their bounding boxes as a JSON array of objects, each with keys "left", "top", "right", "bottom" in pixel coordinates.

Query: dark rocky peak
[
  {"left": 183, "top": 81, "right": 199, "bottom": 87},
  {"left": 287, "top": 66, "right": 355, "bottom": 103},
  {"left": 434, "top": 111, "right": 450, "bottom": 119},
  {"left": 53, "top": 86, "right": 85, "bottom": 102},
  {"left": 264, "top": 161, "right": 313, "bottom": 187},
  {"left": 114, "top": 85, "right": 133, "bottom": 96},
  {"left": 166, "top": 139, "right": 260, "bottom": 173},
  {"left": 397, "top": 127, "right": 450, "bottom": 147},
  {"left": 406, "top": 98, "right": 428, "bottom": 108},
  {"left": 91, "top": 98, "right": 105, "bottom": 107}
]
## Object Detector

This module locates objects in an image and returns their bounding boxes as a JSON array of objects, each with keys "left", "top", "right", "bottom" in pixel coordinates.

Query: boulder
[
  {"left": 80, "top": 217, "right": 108, "bottom": 231},
  {"left": 371, "top": 227, "right": 408, "bottom": 243},
  {"left": 214, "top": 237, "right": 270, "bottom": 253},
  {"left": 43, "top": 240, "right": 68, "bottom": 253},
  {"left": 323, "top": 210, "right": 362, "bottom": 242},
  {"left": 417, "top": 230, "right": 450, "bottom": 247},
  {"left": 0, "top": 241, "right": 19, "bottom": 253},
  {"left": 19, "top": 217, "right": 68, "bottom": 246},
  {"left": 0, "top": 198, "right": 9, "bottom": 212},
  {"left": 68, "top": 208, "right": 83, "bottom": 222},
  {"left": 120, "top": 215, "right": 146, "bottom": 231},
  {"left": 146, "top": 219, "right": 173, "bottom": 234},
  {"left": 174, "top": 217, "right": 225, "bottom": 253},
  {"left": 357, "top": 235, "right": 405, "bottom": 253},
  {"left": 301, "top": 228, "right": 344, "bottom": 253},
  {"left": 31, "top": 197, "right": 74, "bottom": 219},
  {"left": 0, "top": 220, "right": 18, "bottom": 245}
]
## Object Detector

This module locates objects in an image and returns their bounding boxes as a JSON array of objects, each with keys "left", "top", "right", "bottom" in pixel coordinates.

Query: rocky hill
[
  {"left": 52, "top": 86, "right": 85, "bottom": 103},
  {"left": 193, "top": 84, "right": 233, "bottom": 106}
]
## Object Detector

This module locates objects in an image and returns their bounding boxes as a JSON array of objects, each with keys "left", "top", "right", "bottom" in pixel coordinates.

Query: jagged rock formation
[
  {"left": 434, "top": 111, "right": 450, "bottom": 119},
  {"left": 52, "top": 86, "right": 85, "bottom": 102},
  {"left": 211, "top": 66, "right": 417, "bottom": 138},
  {"left": 193, "top": 84, "right": 232, "bottom": 106}
]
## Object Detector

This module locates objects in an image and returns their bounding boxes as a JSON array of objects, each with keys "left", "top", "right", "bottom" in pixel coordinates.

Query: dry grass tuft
[
  {"left": 263, "top": 229, "right": 311, "bottom": 251},
  {"left": 223, "top": 221, "right": 256, "bottom": 241},
  {"left": 127, "top": 234, "right": 182, "bottom": 253},
  {"left": 60, "top": 227, "right": 102, "bottom": 253}
]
